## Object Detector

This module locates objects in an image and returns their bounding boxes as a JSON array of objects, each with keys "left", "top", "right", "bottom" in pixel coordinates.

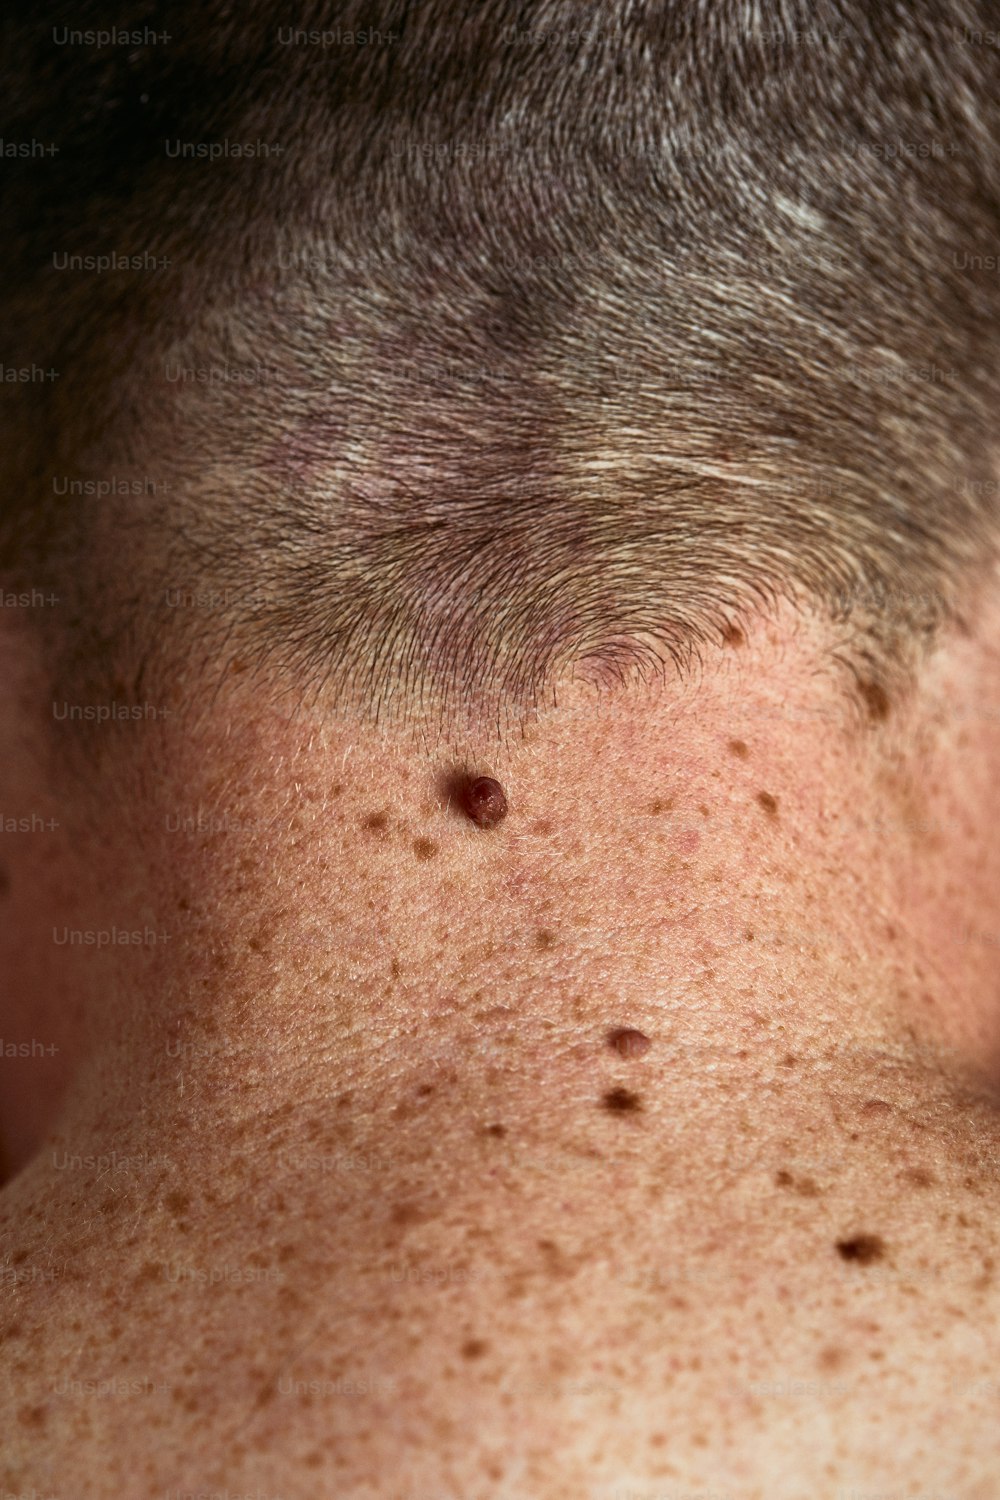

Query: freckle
[
  {"left": 164, "top": 1190, "right": 191, "bottom": 1218},
  {"left": 836, "top": 1234, "right": 885, "bottom": 1264},
  {"left": 903, "top": 1166, "right": 935, "bottom": 1189},
  {"left": 859, "top": 680, "right": 891, "bottom": 723},
  {"left": 818, "top": 1345, "right": 846, "bottom": 1372},
  {"left": 532, "top": 819, "right": 554, "bottom": 835},
  {"left": 362, "top": 810, "right": 390, "bottom": 834},
  {"left": 0, "top": 868, "right": 9, "bottom": 896},
  {"left": 462, "top": 775, "right": 508, "bottom": 829},
  {"left": 602, "top": 1086, "right": 643, "bottom": 1114},
  {"left": 535, "top": 929, "right": 556, "bottom": 950},
  {"left": 607, "top": 1027, "right": 651, "bottom": 1059},
  {"left": 722, "top": 624, "right": 745, "bottom": 647},
  {"left": 744, "top": 929, "right": 755, "bottom": 942},
  {"left": 649, "top": 798, "right": 674, "bottom": 815},
  {"left": 728, "top": 739, "right": 749, "bottom": 759},
  {"left": 698, "top": 804, "right": 710, "bottom": 817},
  {"left": 17, "top": 1405, "right": 46, "bottom": 1428},
  {"left": 461, "top": 1337, "right": 489, "bottom": 1359},
  {"left": 780, "top": 1053, "right": 797, "bottom": 1068},
  {"left": 756, "top": 791, "right": 779, "bottom": 818},
  {"left": 482, "top": 1123, "right": 506, "bottom": 1137},
  {"left": 389, "top": 1202, "right": 424, "bottom": 1228},
  {"left": 413, "top": 837, "right": 438, "bottom": 861}
]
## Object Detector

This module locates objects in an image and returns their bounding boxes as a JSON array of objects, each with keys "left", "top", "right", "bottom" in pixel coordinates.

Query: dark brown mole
[
  {"left": 728, "top": 739, "right": 750, "bottom": 759},
  {"left": 461, "top": 1337, "right": 489, "bottom": 1359},
  {"left": 859, "top": 680, "right": 891, "bottom": 724},
  {"left": 722, "top": 624, "right": 745, "bottom": 647},
  {"left": 362, "top": 810, "right": 390, "bottom": 834},
  {"left": 607, "top": 1027, "right": 652, "bottom": 1059},
  {"left": 462, "top": 775, "right": 508, "bottom": 829},
  {"left": 482, "top": 1122, "right": 507, "bottom": 1137},
  {"left": 756, "top": 791, "right": 779, "bottom": 818},
  {"left": 412, "top": 837, "right": 438, "bottom": 861},
  {"left": 836, "top": 1233, "right": 885, "bottom": 1264},
  {"left": 602, "top": 1086, "right": 643, "bottom": 1113}
]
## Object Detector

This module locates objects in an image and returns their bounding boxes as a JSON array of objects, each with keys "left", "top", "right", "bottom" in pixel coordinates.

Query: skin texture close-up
[{"left": 4, "top": 2, "right": 1000, "bottom": 1497}]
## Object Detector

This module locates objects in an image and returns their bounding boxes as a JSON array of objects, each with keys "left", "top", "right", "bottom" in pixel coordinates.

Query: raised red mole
[
  {"left": 462, "top": 775, "right": 508, "bottom": 829},
  {"left": 608, "top": 1027, "right": 652, "bottom": 1058}
]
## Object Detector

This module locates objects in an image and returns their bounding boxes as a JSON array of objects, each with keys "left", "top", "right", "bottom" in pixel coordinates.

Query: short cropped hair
[{"left": 3, "top": 1, "right": 1000, "bottom": 736}]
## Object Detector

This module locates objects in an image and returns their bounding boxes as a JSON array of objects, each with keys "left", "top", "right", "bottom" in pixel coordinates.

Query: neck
[{"left": 6, "top": 597, "right": 1000, "bottom": 1178}]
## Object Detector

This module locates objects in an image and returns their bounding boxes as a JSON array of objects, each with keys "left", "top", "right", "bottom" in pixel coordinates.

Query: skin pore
[{"left": 3, "top": 577, "right": 1000, "bottom": 1498}]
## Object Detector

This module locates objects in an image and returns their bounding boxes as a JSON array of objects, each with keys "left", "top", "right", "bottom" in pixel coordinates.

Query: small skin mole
[
  {"left": 836, "top": 1234, "right": 886, "bottom": 1264},
  {"left": 728, "top": 739, "right": 750, "bottom": 759},
  {"left": 602, "top": 1086, "right": 643, "bottom": 1114},
  {"left": 756, "top": 791, "right": 779, "bottom": 818},
  {"left": 362, "top": 810, "right": 390, "bottom": 834},
  {"left": 722, "top": 624, "right": 745, "bottom": 647},
  {"left": 482, "top": 1123, "right": 507, "bottom": 1137},
  {"left": 649, "top": 798, "right": 674, "bottom": 815},
  {"left": 535, "top": 929, "right": 556, "bottom": 950},
  {"left": 462, "top": 775, "right": 508, "bottom": 829},
  {"left": 859, "top": 680, "right": 891, "bottom": 723},
  {"left": 461, "top": 1338, "right": 489, "bottom": 1359},
  {"left": 607, "top": 1027, "right": 652, "bottom": 1059},
  {"left": 412, "top": 837, "right": 438, "bottom": 860}
]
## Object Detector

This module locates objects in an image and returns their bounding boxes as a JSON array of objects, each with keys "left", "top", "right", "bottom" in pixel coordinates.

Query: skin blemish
[
  {"left": 649, "top": 798, "right": 674, "bottom": 815},
  {"left": 461, "top": 775, "right": 508, "bottom": 829},
  {"left": 532, "top": 819, "right": 554, "bottom": 835},
  {"left": 602, "top": 1086, "right": 643, "bottom": 1114},
  {"left": 775, "top": 1169, "right": 821, "bottom": 1197},
  {"left": 836, "top": 1234, "right": 886, "bottom": 1264},
  {"left": 607, "top": 1027, "right": 652, "bottom": 1058},
  {"left": 482, "top": 1123, "right": 507, "bottom": 1137},
  {"left": 859, "top": 680, "right": 891, "bottom": 723},
  {"left": 756, "top": 791, "right": 779, "bottom": 818},
  {"left": 461, "top": 1338, "right": 489, "bottom": 1359},
  {"left": 362, "top": 810, "right": 390, "bottom": 834},
  {"left": 728, "top": 739, "right": 750, "bottom": 758},
  {"left": 412, "top": 837, "right": 438, "bottom": 860},
  {"left": 535, "top": 929, "right": 556, "bottom": 950},
  {"left": 722, "top": 624, "right": 745, "bottom": 647}
]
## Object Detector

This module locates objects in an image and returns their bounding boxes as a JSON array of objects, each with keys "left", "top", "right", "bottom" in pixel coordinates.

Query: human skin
[{"left": 2, "top": 578, "right": 1000, "bottom": 1498}]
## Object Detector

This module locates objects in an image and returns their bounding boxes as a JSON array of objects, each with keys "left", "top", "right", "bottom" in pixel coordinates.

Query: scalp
[{"left": 3, "top": 1, "right": 1000, "bottom": 738}]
